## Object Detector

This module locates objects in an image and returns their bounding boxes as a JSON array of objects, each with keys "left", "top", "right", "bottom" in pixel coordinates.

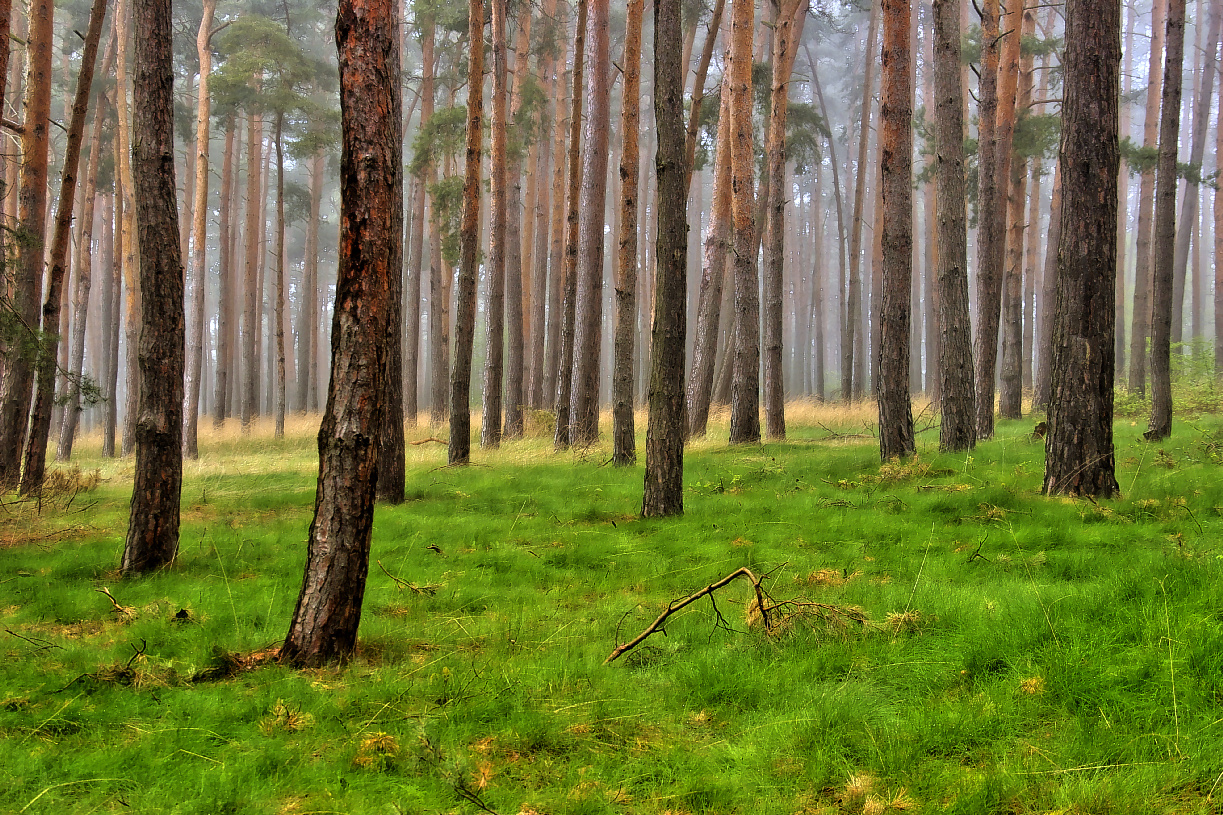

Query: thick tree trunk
[
  {"left": 1128, "top": 0, "right": 1168, "bottom": 396},
  {"left": 448, "top": 0, "right": 484, "bottom": 465},
  {"left": 183, "top": 0, "right": 216, "bottom": 460},
  {"left": 1043, "top": 0, "right": 1120, "bottom": 497},
  {"left": 643, "top": 0, "right": 688, "bottom": 516},
  {"left": 481, "top": 0, "right": 509, "bottom": 449},
  {"left": 0, "top": 0, "right": 55, "bottom": 487},
  {"left": 570, "top": 0, "right": 612, "bottom": 447},
  {"left": 1146, "top": 0, "right": 1187, "bottom": 441},
  {"left": 19, "top": 0, "right": 107, "bottom": 495},
  {"left": 554, "top": 0, "right": 587, "bottom": 451},
  {"left": 122, "top": 0, "right": 185, "bottom": 573},
  {"left": 612, "top": 0, "right": 643, "bottom": 466},
  {"left": 281, "top": 0, "right": 400, "bottom": 665},
  {"left": 932, "top": 0, "right": 975, "bottom": 451},
  {"left": 877, "top": 0, "right": 914, "bottom": 460}
]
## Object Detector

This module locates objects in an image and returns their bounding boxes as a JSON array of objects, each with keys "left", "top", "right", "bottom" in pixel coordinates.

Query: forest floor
[{"left": 3, "top": 400, "right": 1223, "bottom": 814}]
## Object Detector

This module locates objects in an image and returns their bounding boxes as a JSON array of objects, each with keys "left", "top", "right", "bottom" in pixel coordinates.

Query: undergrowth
[{"left": 2, "top": 405, "right": 1223, "bottom": 814}]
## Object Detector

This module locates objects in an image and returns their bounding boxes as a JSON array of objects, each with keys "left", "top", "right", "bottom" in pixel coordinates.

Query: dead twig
[
  {"left": 376, "top": 560, "right": 440, "bottom": 595},
  {"left": 4, "top": 627, "right": 63, "bottom": 652},
  {"left": 604, "top": 567, "right": 770, "bottom": 664},
  {"left": 410, "top": 437, "right": 447, "bottom": 446}
]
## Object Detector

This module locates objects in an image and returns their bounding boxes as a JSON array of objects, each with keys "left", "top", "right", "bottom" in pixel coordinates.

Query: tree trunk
[
  {"left": 20, "top": 0, "right": 107, "bottom": 494},
  {"left": 1033, "top": 160, "right": 1063, "bottom": 409},
  {"left": 683, "top": 0, "right": 726, "bottom": 185},
  {"left": 528, "top": 10, "right": 562, "bottom": 411},
  {"left": 297, "top": 149, "right": 324, "bottom": 413},
  {"left": 117, "top": 8, "right": 140, "bottom": 457},
  {"left": 877, "top": 0, "right": 914, "bottom": 460},
  {"left": 212, "top": 116, "right": 236, "bottom": 426},
  {"left": 1128, "top": 0, "right": 1168, "bottom": 396},
  {"left": 448, "top": 0, "right": 485, "bottom": 465},
  {"left": 184, "top": 0, "right": 216, "bottom": 458},
  {"left": 540, "top": 33, "right": 571, "bottom": 411},
  {"left": 553, "top": 0, "right": 587, "bottom": 451},
  {"left": 1215, "top": 70, "right": 1223, "bottom": 375},
  {"left": 273, "top": 113, "right": 290, "bottom": 441},
  {"left": 122, "top": 0, "right": 185, "bottom": 573},
  {"left": 1146, "top": 0, "right": 1187, "bottom": 441},
  {"left": 1043, "top": 0, "right": 1120, "bottom": 497},
  {"left": 1114, "top": 4, "right": 1134, "bottom": 380},
  {"left": 281, "top": 0, "right": 399, "bottom": 665},
  {"left": 481, "top": 0, "right": 510, "bottom": 449},
  {"left": 104, "top": 188, "right": 121, "bottom": 457},
  {"left": 0, "top": 0, "right": 54, "bottom": 487},
  {"left": 643, "top": 0, "right": 688, "bottom": 516},
  {"left": 241, "top": 106, "right": 263, "bottom": 432},
  {"left": 404, "top": 21, "right": 435, "bottom": 427},
  {"left": 933, "top": 0, "right": 975, "bottom": 451},
  {"left": 613, "top": 0, "right": 644, "bottom": 465},
  {"left": 377, "top": 36, "right": 406, "bottom": 499},
  {"left": 570, "top": 0, "right": 612, "bottom": 447}
]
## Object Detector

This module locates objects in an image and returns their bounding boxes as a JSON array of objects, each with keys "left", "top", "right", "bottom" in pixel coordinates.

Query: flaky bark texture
[
  {"left": 642, "top": 0, "right": 688, "bottom": 517},
  {"left": 281, "top": 0, "right": 400, "bottom": 665},
  {"left": 20, "top": 0, "right": 107, "bottom": 494},
  {"left": 612, "top": 0, "right": 643, "bottom": 466},
  {"left": 933, "top": 0, "right": 975, "bottom": 452},
  {"left": 0, "top": 0, "right": 54, "bottom": 487},
  {"left": 570, "top": 0, "right": 611, "bottom": 447},
  {"left": 449, "top": 0, "right": 484, "bottom": 465},
  {"left": 876, "top": 0, "right": 914, "bottom": 461},
  {"left": 1042, "top": 0, "right": 1120, "bottom": 497},
  {"left": 481, "top": 0, "right": 509, "bottom": 449},
  {"left": 122, "top": 0, "right": 185, "bottom": 573},
  {"left": 1145, "top": 0, "right": 1186, "bottom": 441},
  {"left": 727, "top": 0, "right": 759, "bottom": 444}
]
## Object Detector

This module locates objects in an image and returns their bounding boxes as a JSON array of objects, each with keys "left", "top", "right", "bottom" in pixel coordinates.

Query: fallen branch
[
  {"left": 410, "top": 437, "right": 447, "bottom": 446},
  {"left": 376, "top": 560, "right": 440, "bottom": 595},
  {"left": 604, "top": 567, "right": 770, "bottom": 665}
]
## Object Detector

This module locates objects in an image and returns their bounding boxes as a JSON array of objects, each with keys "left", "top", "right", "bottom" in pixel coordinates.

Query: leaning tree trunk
[
  {"left": 448, "top": 0, "right": 485, "bottom": 466},
  {"left": 727, "top": 0, "right": 760, "bottom": 444},
  {"left": 612, "top": 0, "right": 643, "bottom": 466},
  {"left": 642, "top": 0, "right": 688, "bottom": 517},
  {"left": 1146, "top": 0, "right": 1187, "bottom": 441},
  {"left": 281, "top": 0, "right": 400, "bottom": 666},
  {"left": 184, "top": 0, "right": 216, "bottom": 460},
  {"left": 877, "top": 0, "right": 915, "bottom": 461},
  {"left": 122, "top": 0, "right": 185, "bottom": 574},
  {"left": 0, "top": 0, "right": 54, "bottom": 488},
  {"left": 1042, "top": 0, "right": 1121, "bottom": 497},
  {"left": 19, "top": 0, "right": 107, "bottom": 496},
  {"left": 933, "top": 0, "right": 975, "bottom": 452}
]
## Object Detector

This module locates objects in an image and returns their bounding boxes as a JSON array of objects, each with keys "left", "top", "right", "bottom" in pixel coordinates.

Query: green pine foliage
[{"left": 4, "top": 406, "right": 1223, "bottom": 813}]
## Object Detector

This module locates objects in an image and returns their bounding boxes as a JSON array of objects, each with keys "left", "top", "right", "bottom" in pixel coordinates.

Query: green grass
[{"left": 4, "top": 405, "right": 1223, "bottom": 814}]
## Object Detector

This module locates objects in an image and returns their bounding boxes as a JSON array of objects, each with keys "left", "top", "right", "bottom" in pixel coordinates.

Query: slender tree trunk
[
  {"left": 104, "top": 187, "right": 122, "bottom": 457},
  {"left": 1128, "top": 0, "right": 1168, "bottom": 396},
  {"left": 116, "top": 6, "right": 140, "bottom": 457},
  {"left": 481, "top": 0, "right": 510, "bottom": 448},
  {"left": 1146, "top": 0, "right": 1187, "bottom": 441},
  {"left": 1033, "top": 160, "right": 1063, "bottom": 409},
  {"left": 683, "top": 0, "right": 726, "bottom": 185},
  {"left": 933, "top": 0, "right": 975, "bottom": 451},
  {"left": 1043, "top": 0, "right": 1120, "bottom": 497},
  {"left": 541, "top": 34, "right": 571, "bottom": 411},
  {"left": 528, "top": 13, "right": 562, "bottom": 411},
  {"left": 554, "top": 0, "right": 587, "bottom": 450},
  {"left": 448, "top": 0, "right": 485, "bottom": 465},
  {"left": 212, "top": 117, "right": 236, "bottom": 426},
  {"left": 281, "top": 0, "right": 400, "bottom": 665},
  {"left": 613, "top": 0, "right": 644, "bottom": 465},
  {"left": 643, "top": 0, "right": 688, "bottom": 516},
  {"left": 273, "top": 113, "right": 290, "bottom": 441},
  {"left": 502, "top": 10, "right": 534, "bottom": 440},
  {"left": 241, "top": 106, "right": 263, "bottom": 431},
  {"left": 570, "top": 0, "right": 612, "bottom": 446},
  {"left": 0, "top": 0, "right": 55, "bottom": 487},
  {"left": 1215, "top": 68, "right": 1223, "bottom": 375},
  {"left": 297, "top": 149, "right": 323, "bottom": 413},
  {"left": 122, "top": 0, "right": 185, "bottom": 573}
]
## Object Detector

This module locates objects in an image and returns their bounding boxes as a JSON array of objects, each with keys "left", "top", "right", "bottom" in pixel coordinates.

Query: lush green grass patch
[{"left": 3, "top": 407, "right": 1223, "bottom": 814}]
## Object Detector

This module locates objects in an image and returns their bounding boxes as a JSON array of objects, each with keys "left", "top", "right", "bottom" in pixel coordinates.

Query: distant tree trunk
[
  {"left": 643, "top": 0, "right": 687, "bottom": 515},
  {"left": 241, "top": 107, "right": 263, "bottom": 432},
  {"left": 212, "top": 116, "right": 236, "bottom": 426},
  {"left": 685, "top": 62, "right": 733, "bottom": 438},
  {"left": 183, "top": 0, "right": 216, "bottom": 459},
  {"left": 19, "top": 0, "right": 107, "bottom": 494},
  {"left": 570, "top": 0, "right": 612, "bottom": 447},
  {"left": 481, "top": 0, "right": 510, "bottom": 449},
  {"left": 727, "top": 0, "right": 759, "bottom": 444},
  {"left": 58, "top": 78, "right": 110, "bottom": 462},
  {"left": 1033, "top": 161, "right": 1063, "bottom": 409},
  {"left": 117, "top": 14, "right": 141, "bottom": 458},
  {"left": 448, "top": 0, "right": 485, "bottom": 465},
  {"left": 1216, "top": 53, "right": 1223, "bottom": 376},
  {"left": 0, "top": 0, "right": 54, "bottom": 487},
  {"left": 404, "top": 21, "right": 434, "bottom": 427},
  {"left": 1146, "top": 0, "right": 1186, "bottom": 441},
  {"left": 427, "top": 163, "right": 449, "bottom": 426},
  {"left": 1170, "top": 1, "right": 1219, "bottom": 345},
  {"left": 103, "top": 189, "right": 121, "bottom": 457},
  {"left": 281, "top": 0, "right": 399, "bottom": 665},
  {"left": 683, "top": 0, "right": 726, "bottom": 185},
  {"left": 554, "top": 0, "right": 587, "bottom": 451},
  {"left": 1128, "top": 0, "right": 1168, "bottom": 396},
  {"left": 1043, "top": 0, "right": 1120, "bottom": 497},
  {"left": 502, "top": 10, "right": 534, "bottom": 440},
  {"left": 877, "top": 0, "right": 915, "bottom": 460},
  {"left": 528, "top": 12, "right": 562, "bottom": 411},
  {"left": 613, "top": 0, "right": 644, "bottom": 466},
  {"left": 297, "top": 149, "right": 324, "bottom": 414},
  {"left": 843, "top": 0, "right": 882, "bottom": 403},
  {"left": 762, "top": 0, "right": 808, "bottom": 440},
  {"left": 273, "top": 112, "right": 290, "bottom": 441},
  {"left": 933, "top": 0, "right": 975, "bottom": 451},
  {"left": 122, "top": 0, "right": 185, "bottom": 573}
]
